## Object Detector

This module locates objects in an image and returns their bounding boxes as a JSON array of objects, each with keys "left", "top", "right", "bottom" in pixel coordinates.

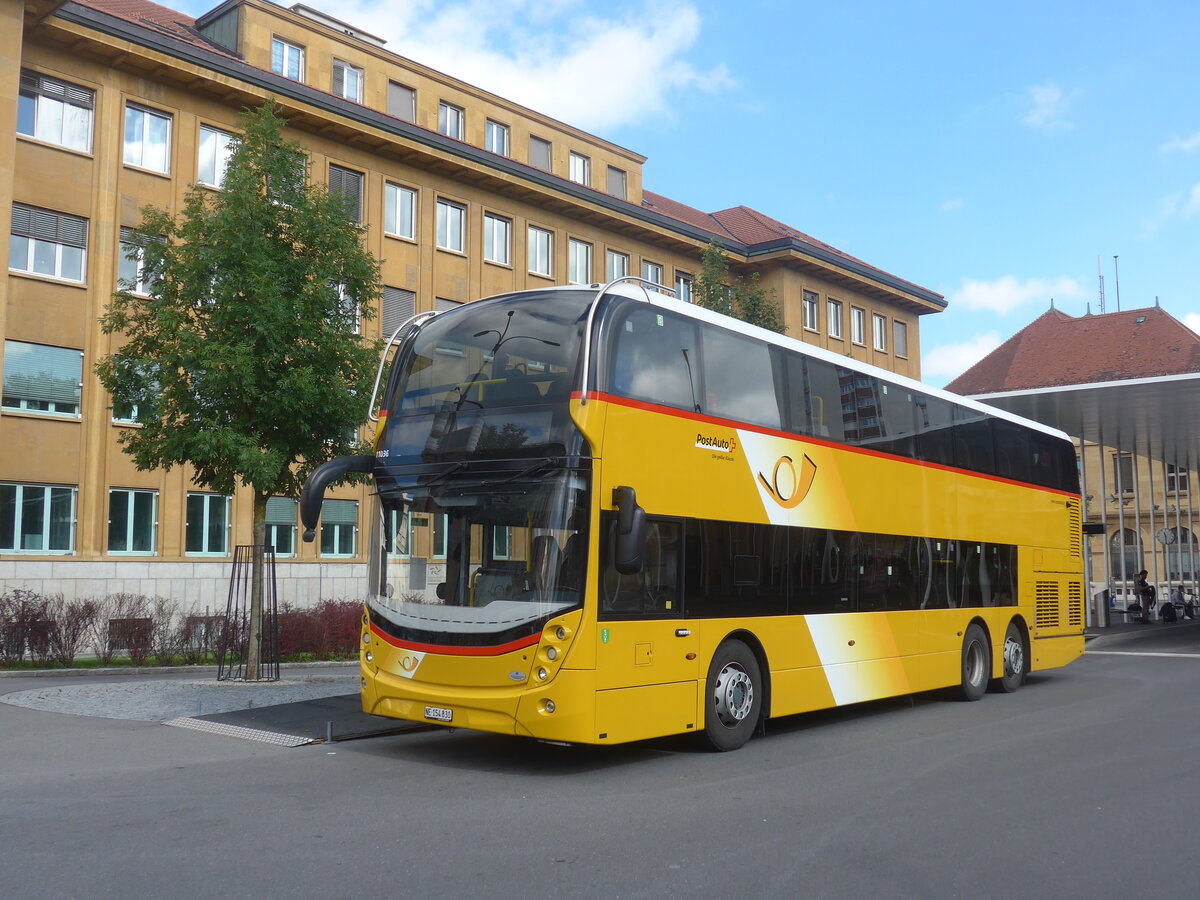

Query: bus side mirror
[
  {"left": 300, "top": 455, "right": 375, "bottom": 542},
  {"left": 613, "top": 485, "right": 646, "bottom": 575}
]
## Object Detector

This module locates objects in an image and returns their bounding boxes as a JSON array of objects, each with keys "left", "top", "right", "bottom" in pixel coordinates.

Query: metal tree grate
[{"left": 217, "top": 544, "right": 280, "bottom": 682}]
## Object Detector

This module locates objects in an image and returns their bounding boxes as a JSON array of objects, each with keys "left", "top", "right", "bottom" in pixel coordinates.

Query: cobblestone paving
[{"left": 0, "top": 669, "right": 359, "bottom": 722}]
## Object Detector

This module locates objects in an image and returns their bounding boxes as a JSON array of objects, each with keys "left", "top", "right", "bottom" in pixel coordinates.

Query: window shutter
[
  {"left": 332, "top": 62, "right": 344, "bottom": 97},
  {"left": 329, "top": 165, "right": 363, "bottom": 223},
  {"left": 3, "top": 342, "right": 83, "bottom": 405},
  {"left": 382, "top": 287, "right": 416, "bottom": 335},
  {"left": 265, "top": 497, "right": 297, "bottom": 526},
  {"left": 388, "top": 82, "right": 415, "bottom": 121},
  {"left": 320, "top": 499, "right": 358, "bottom": 525}
]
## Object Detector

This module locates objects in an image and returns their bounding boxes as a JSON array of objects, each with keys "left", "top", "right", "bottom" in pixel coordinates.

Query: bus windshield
[
  {"left": 379, "top": 290, "right": 593, "bottom": 464},
  {"left": 367, "top": 466, "right": 589, "bottom": 648}
]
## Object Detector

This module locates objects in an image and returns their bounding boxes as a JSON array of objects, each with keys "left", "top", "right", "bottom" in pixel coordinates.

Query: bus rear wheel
[
  {"left": 990, "top": 620, "right": 1027, "bottom": 693},
  {"left": 959, "top": 623, "right": 989, "bottom": 702},
  {"left": 704, "top": 640, "right": 762, "bottom": 752}
]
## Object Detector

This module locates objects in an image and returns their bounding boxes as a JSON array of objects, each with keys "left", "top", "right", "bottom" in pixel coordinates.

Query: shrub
[
  {"left": 0, "top": 589, "right": 50, "bottom": 666},
  {"left": 45, "top": 595, "right": 99, "bottom": 668},
  {"left": 93, "top": 593, "right": 151, "bottom": 666}
]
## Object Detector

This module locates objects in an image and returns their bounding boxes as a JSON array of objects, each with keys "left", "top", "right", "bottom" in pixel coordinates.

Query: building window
[
  {"left": 332, "top": 59, "right": 364, "bottom": 102},
  {"left": 528, "top": 226, "right": 553, "bottom": 277},
  {"left": 18, "top": 70, "right": 94, "bottom": 153},
  {"left": 271, "top": 38, "right": 304, "bottom": 81},
  {"left": 851, "top": 307, "right": 866, "bottom": 345},
  {"left": 186, "top": 493, "right": 230, "bottom": 555},
  {"left": 606, "top": 250, "right": 629, "bottom": 281},
  {"left": 10, "top": 203, "right": 88, "bottom": 283},
  {"left": 607, "top": 166, "right": 627, "bottom": 200},
  {"left": 123, "top": 104, "right": 171, "bottom": 173},
  {"left": 873, "top": 313, "right": 888, "bottom": 351},
  {"left": 1167, "top": 463, "right": 1189, "bottom": 494},
  {"left": 2, "top": 340, "right": 82, "bottom": 417},
  {"left": 486, "top": 120, "right": 510, "bottom": 156},
  {"left": 320, "top": 499, "right": 358, "bottom": 556},
  {"left": 802, "top": 290, "right": 819, "bottom": 331},
  {"left": 1113, "top": 453, "right": 1135, "bottom": 493},
  {"left": 436, "top": 198, "right": 466, "bottom": 252},
  {"left": 108, "top": 489, "right": 156, "bottom": 555},
  {"left": 827, "top": 299, "right": 843, "bottom": 339},
  {"left": 568, "top": 238, "right": 592, "bottom": 284},
  {"left": 642, "top": 261, "right": 664, "bottom": 289},
  {"left": 388, "top": 81, "right": 415, "bottom": 121},
  {"left": 432, "top": 512, "right": 448, "bottom": 559},
  {"left": 483, "top": 213, "right": 512, "bottom": 265},
  {"left": 675, "top": 272, "right": 693, "bottom": 303},
  {"left": 438, "top": 102, "right": 464, "bottom": 140},
  {"left": 197, "top": 124, "right": 234, "bottom": 188},
  {"left": 569, "top": 152, "right": 591, "bottom": 186},
  {"left": 493, "top": 525, "right": 512, "bottom": 560},
  {"left": 529, "top": 135, "right": 552, "bottom": 171},
  {"left": 0, "top": 483, "right": 76, "bottom": 553},
  {"left": 384, "top": 183, "right": 416, "bottom": 239},
  {"left": 118, "top": 226, "right": 163, "bottom": 296},
  {"left": 893, "top": 320, "right": 908, "bottom": 358},
  {"left": 328, "top": 164, "right": 364, "bottom": 223},
  {"left": 332, "top": 283, "right": 361, "bottom": 335},
  {"left": 265, "top": 497, "right": 297, "bottom": 557}
]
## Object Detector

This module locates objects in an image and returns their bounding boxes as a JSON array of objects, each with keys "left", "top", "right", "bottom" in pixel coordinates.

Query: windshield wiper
[
  {"left": 479, "top": 457, "right": 562, "bottom": 486},
  {"left": 416, "top": 460, "right": 470, "bottom": 489}
]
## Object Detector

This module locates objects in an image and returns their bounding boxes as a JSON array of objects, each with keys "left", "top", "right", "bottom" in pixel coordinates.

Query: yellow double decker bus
[{"left": 300, "top": 279, "right": 1084, "bottom": 751}]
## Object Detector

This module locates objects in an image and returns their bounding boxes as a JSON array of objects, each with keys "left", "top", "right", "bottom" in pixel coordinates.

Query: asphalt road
[{"left": 3, "top": 627, "right": 1199, "bottom": 899}]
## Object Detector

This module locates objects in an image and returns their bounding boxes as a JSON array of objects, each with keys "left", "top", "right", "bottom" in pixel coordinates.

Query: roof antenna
[
  {"left": 1113, "top": 255, "right": 1121, "bottom": 311},
  {"left": 1050, "top": 297, "right": 1055, "bottom": 310},
  {"left": 1086, "top": 301, "right": 1092, "bottom": 316},
  {"left": 1097, "top": 256, "right": 1105, "bottom": 314}
]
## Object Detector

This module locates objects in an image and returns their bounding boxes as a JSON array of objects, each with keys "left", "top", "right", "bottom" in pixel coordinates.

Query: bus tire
[
  {"left": 990, "top": 620, "right": 1027, "bottom": 693},
  {"left": 704, "top": 640, "right": 762, "bottom": 752},
  {"left": 959, "top": 623, "right": 989, "bottom": 702}
]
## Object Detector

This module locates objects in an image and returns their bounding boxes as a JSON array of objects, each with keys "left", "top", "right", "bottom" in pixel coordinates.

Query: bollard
[{"left": 326, "top": 720, "right": 334, "bottom": 744}]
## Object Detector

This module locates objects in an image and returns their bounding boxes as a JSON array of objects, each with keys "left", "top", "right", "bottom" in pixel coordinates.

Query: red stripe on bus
[
  {"left": 576, "top": 390, "right": 1079, "bottom": 500},
  {"left": 369, "top": 622, "right": 541, "bottom": 656}
]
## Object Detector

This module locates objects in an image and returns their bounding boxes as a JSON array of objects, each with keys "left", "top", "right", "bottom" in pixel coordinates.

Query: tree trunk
[{"left": 246, "top": 492, "right": 268, "bottom": 680}]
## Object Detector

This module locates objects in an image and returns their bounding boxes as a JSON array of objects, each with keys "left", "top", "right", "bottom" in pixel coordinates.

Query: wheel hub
[
  {"left": 1004, "top": 635, "right": 1024, "bottom": 678},
  {"left": 713, "top": 663, "right": 754, "bottom": 727}
]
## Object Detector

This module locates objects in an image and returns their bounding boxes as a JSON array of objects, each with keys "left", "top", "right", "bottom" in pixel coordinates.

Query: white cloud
[
  {"left": 922, "top": 332, "right": 1003, "bottom": 382},
  {"left": 1143, "top": 182, "right": 1200, "bottom": 237},
  {"left": 1184, "top": 183, "right": 1200, "bottom": 219},
  {"left": 939, "top": 197, "right": 965, "bottom": 213},
  {"left": 1021, "top": 81, "right": 1081, "bottom": 132},
  {"left": 1161, "top": 132, "right": 1200, "bottom": 154},
  {"left": 1184, "top": 313, "right": 1200, "bottom": 337},
  {"left": 950, "top": 275, "right": 1084, "bottom": 315},
  {"left": 313, "top": 0, "right": 732, "bottom": 132}
]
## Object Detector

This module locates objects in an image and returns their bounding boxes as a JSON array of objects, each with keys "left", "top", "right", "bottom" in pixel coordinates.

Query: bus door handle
[{"left": 675, "top": 629, "right": 691, "bottom": 638}]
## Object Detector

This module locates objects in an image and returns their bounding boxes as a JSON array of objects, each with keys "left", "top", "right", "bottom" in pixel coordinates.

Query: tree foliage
[
  {"left": 96, "top": 103, "right": 381, "bottom": 511},
  {"left": 692, "top": 239, "right": 785, "bottom": 334}
]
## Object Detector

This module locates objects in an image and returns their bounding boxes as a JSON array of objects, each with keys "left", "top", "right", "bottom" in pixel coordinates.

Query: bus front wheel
[
  {"left": 990, "top": 620, "right": 1027, "bottom": 693},
  {"left": 959, "top": 624, "right": 989, "bottom": 702},
  {"left": 704, "top": 640, "right": 762, "bottom": 751}
]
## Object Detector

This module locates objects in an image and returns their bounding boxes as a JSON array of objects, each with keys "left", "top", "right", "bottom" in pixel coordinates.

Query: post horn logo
[{"left": 758, "top": 454, "right": 817, "bottom": 509}]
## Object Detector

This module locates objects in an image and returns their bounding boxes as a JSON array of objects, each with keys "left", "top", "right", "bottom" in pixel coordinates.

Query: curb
[{"left": 0, "top": 659, "right": 358, "bottom": 679}]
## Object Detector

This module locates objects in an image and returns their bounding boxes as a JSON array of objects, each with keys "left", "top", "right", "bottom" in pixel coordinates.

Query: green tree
[
  {"left": 96, "top": 103, "right": 381, "bottom": 679},
  {"left": 692, "top": 239, "right": 785, "bottom": 334}
]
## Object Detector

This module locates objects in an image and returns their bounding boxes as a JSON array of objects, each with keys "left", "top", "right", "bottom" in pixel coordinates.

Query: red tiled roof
[
  {"left": 74, "top": 0, "right": 197, "bottom": 38},
  {"left": 946, "top": 306, "right": 1200, "bottom": 396},
  {"left": 641, "top": 190, "right": 734, "bottom": 239}
]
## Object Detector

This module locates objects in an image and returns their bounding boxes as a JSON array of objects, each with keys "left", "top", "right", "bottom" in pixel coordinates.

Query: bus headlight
[
  {"left": 541, "top": 699, "right": 556, "bottom": 714},
  {"left": 546, "top": 647, "right": 558, "bottom": 661},
  {"left": 537, "top": 667, "right": 548, "bottom": 681},
  {"left": 365, "top": 651, "right": 373, "bottom": 662},
  {"left": 555, "top": 626, "right": 566, "bottom": 640}
]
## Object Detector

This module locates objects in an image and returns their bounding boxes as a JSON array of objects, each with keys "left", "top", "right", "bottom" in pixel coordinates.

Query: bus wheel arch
[
  {"left": 703, "top": 632, "right": 769, "bottom": 751},
  {"left": 959, "top": 620, "right": 990, "bottom": 702},
  {"left": 990, "top": 617, "right": 1029, "bottom": 693}
]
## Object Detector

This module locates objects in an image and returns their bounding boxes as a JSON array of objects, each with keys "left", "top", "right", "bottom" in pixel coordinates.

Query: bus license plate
[{"left": 424, "top": 705, "right": 453, "bottom": 723}]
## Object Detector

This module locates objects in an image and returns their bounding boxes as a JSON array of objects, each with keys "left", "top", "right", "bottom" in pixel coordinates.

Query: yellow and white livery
[{"left": 302, "top": 279, "right": 1084, "bottom": 751}]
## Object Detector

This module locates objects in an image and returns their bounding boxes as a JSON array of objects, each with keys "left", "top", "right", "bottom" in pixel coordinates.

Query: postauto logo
[{"left": 757, "top": 454, "right": 817, "bottom": 509}]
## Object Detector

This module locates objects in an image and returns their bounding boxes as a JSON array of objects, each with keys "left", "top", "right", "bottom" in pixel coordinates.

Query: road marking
[
  {"left": 164, "top": 716, "right": 314, "bottom": 746},
  {"left": 1087, "top": 650, "right": 1200, "bottom": 659}
]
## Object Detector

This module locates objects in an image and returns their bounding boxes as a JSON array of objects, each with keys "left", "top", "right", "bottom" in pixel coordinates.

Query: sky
[{"left": 174, "top": 0, "right": 1200, "bottom": 387}]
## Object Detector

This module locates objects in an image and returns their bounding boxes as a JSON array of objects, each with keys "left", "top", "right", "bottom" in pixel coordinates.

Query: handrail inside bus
[
  {"left": 580, "top": 276, "right": 676, "bottom": 405},
  {"left": 368, "top": 310, "right": 439, "bottom": 422}
]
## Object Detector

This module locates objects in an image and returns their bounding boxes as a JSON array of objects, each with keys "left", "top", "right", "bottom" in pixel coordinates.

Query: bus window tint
[
  {"left": 684, "top": 520, "right": 787, "bottom": 617},
  {"left": 790, "top": 528, "right": 853, "bottom": 613},
  {"left": 1029, "top": 430, "right": 1071, "bottom": 489},
  {"left": 914, "top": 393, "right": 954, "bottom": 464},
  {"left": 611, "top": 308, "right": 699, "bottom": 411},
  {"left": 700, "top": 327, "right": 781, "bottom": 428},
  {"left": 952, "top": 413, "right": 995, "bottom": 474},
  {"left": 600, "top": 517, "right": 681, "bottom": 617},
  {"left": 785, "top": 354, "right": 846, "bottom": 442},
  {"left": 992, "top": 420, "right": 1031, "bottom": 484},
  {"left": 869, "top": 383, "right": 919, "bottom": 458},
  {"left": 853, "top": 534, "right": 917, "bottom": 611}
]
